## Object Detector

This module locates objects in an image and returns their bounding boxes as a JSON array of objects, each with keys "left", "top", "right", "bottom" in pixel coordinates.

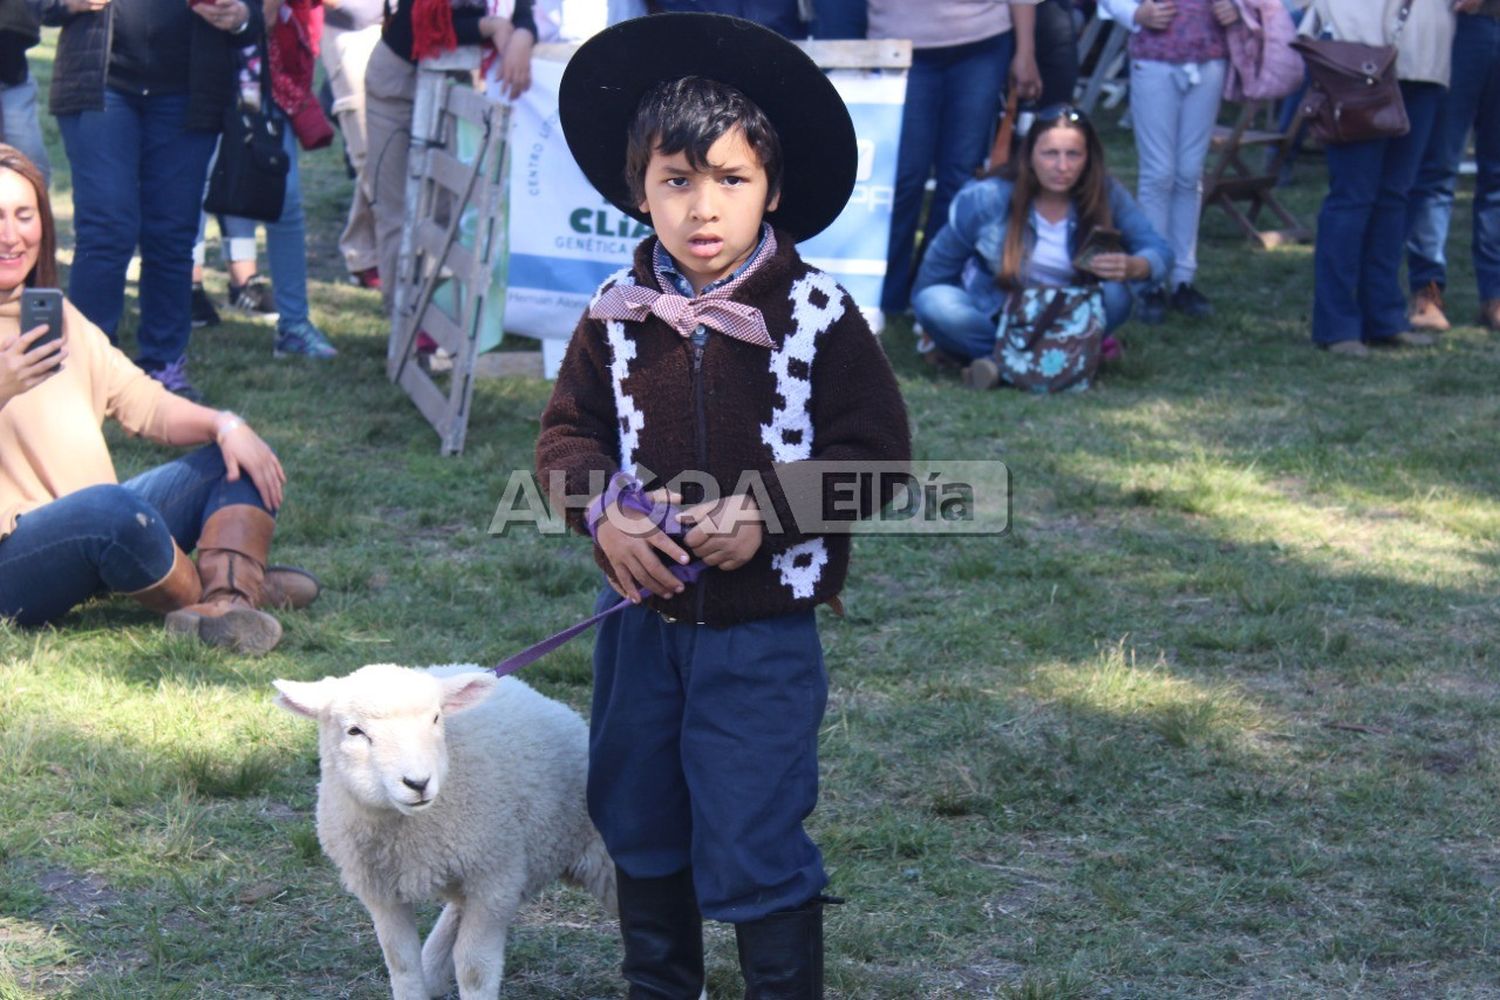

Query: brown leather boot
[
  {"left": 125, "top": 545, "right": 202, "bottom": 613},
  {"left": 1409, "top": 281, "right": 1451, "bottom": 332},
  {"left": 165, "top": 505, "right": 283, "bottom": 655},
  {"left": 261, "top": 566, "right": 322, "bottom": 610},
  {"left": 1481, "top": 299, "right": 1500, "bottom": 332}
]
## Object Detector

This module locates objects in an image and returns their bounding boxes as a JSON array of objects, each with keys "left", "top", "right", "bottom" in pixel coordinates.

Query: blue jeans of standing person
[
  {"left": 0, "top": 78, "right": 52, "bottom": 184},
  {"left": 1407, "top": 13, "right": 1500, "bottom": 303},
  {"left": 914, "top": 280, "right": 1133, "bottom": 361},
  {"left": 810, "top": 0, "right": 865, "bottom": 38},
  {"left": 222, "top": 123, "right": 313, "bottom": 329},
  {"left": 56, "top": 88, "right": 218, "bottom": 372},
  {"left": 1312, "top": 81, "right": 1444, "bottom": 346},
  {"left": 588, "top": 592, "right": 828, "bottom": 924},
  {"left": 0, "top": 446, "right": 269, "bottom": 627},
  {"left": 882, "top": 31, "right": 1015, "bottom": 314}
]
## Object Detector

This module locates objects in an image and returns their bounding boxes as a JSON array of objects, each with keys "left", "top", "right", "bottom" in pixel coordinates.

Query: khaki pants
[
  {"left": 363, "top": 38, "right": 418, "bottom": 316},
  {"left": 323, "top": 22, "right": 384, "bottom": 276}
]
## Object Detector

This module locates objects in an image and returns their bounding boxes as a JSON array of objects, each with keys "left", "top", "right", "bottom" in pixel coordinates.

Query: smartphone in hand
[
  {"left": 20, "top": 287, "right": 65, "bottom": 348},
  {"left": 1072, "top": 227, "right": 1124, "bottom": 275}
]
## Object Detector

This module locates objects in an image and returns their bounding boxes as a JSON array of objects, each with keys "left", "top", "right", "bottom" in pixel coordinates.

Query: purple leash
[{"left": 492, "top": 476, "right": 703, "bottom": 678}]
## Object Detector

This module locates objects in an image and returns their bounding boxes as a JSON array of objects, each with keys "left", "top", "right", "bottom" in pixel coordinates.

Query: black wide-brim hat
[{"left": 559, "top": 13, "right": 857, "bottom": 242}]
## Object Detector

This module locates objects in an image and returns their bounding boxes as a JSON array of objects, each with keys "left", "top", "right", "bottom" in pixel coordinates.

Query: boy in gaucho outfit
[{"left": 538, "top": 13, "right": 910, "bottom": 996}]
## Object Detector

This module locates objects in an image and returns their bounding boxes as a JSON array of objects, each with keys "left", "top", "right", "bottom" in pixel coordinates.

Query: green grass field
[{"left": 3, "top": 39, "right": 1499, "bottom": 1000}]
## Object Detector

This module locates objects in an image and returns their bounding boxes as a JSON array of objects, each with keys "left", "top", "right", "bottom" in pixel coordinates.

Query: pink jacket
[{"left": 1223, "top": 0, "right": 1303, "bottom": 101}]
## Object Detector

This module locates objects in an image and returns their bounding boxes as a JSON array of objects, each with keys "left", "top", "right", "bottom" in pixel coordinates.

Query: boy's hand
[
  {"left": 594, "top": 488, "right": 691, "bottom": 602},
  {"left": 679, "top": 494, "right": 763, "bottom": 571}
]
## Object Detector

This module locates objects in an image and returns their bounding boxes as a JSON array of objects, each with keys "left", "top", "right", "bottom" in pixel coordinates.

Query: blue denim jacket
[{"left": 913, "top": 175, "right": 1173, "bottom": 321}]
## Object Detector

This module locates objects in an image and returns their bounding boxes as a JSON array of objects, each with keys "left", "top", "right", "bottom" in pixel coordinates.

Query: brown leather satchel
[{"left": 1292, "top": 4, "right": 1411, "bottom": 145}]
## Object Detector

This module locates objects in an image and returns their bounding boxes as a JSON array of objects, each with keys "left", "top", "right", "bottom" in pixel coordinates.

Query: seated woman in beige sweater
[{"left": 0, "top": 145, "right": 315, "bottom": 654}]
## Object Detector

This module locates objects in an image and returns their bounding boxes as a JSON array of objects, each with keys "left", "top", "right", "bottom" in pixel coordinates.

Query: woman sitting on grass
[
  {"left": 912, "top": 105, "right": 1172, "bottom": 378},
  {"left": 0, "top": 146, "right": 316, "bottom": 654}
]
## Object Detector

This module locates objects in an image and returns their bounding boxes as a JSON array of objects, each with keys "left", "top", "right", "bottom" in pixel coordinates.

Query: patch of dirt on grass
[
  {"left": 1419, "top": 743, "right": 1480, "bottom": 776},
  {"left": 34, "top": 867, "right": 118, "bottom": 919},
  {"left": 260, "top": 800, "right": 302, "bottom": 822},
  {"left": 950, "top": 957, "right": 1028, "bottom": 993}
]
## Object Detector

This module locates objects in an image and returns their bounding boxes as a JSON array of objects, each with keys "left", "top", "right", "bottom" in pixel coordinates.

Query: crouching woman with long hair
[
  {"left": 912, "top": 106, "right": 1172, "bottom": 374},
  {"left": 0, "top": 146, "right": 316, "bottom": 653}
]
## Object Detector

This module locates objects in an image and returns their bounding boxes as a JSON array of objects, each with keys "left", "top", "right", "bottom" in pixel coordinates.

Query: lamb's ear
[
  {"left": 439, "top": 672, "right": 498, "bottom": 716},
  {"left": 273, "top": 678, "right": 338, "bottom": 719}
]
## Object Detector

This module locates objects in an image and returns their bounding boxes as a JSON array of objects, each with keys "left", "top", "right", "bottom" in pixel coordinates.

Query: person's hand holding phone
[
  {"left": 0, "top": 324, "right": 66, "bottom": 409},
  {"left": 62, "top": 0, "right": 110, "bottom": 13},
  {"left": 1084, "top": 253, "right": 1148, "bottom": 283},
  {"left": 1211, "top": 0, "right": 1239, "bottom": 26}
]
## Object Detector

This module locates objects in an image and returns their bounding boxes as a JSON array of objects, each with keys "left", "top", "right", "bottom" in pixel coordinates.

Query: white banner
[{"left": 502, "top": 57, "right": 906, "bottom": 372}]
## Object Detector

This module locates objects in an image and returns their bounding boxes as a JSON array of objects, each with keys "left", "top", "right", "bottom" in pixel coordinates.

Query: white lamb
[{"left": 273, "top": 663, "right": 617, "bottom": 999}]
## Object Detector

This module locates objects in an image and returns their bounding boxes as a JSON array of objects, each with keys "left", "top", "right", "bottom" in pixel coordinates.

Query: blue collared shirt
[{"left": 653, "top": 224, "right": 773, "bottom": 350}]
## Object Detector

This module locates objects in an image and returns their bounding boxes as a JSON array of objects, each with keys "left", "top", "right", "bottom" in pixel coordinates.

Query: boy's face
[{"left": 637, "top": 126, "right": 779, "bottom": 295}]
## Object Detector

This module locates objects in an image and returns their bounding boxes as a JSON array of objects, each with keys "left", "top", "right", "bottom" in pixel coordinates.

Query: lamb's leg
[
  {"left": 451, "top": 895, "right": 519, "bottom": 998},
  {"left": 422, "top": 902, "right": 461, "bottom": 998},
  {"left": 362, "top": 895, "right": 429, "bottom": 1000}
]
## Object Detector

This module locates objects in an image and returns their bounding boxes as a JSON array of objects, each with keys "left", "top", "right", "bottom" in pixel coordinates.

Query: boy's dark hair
[{"left": 624, "top": 76, "right": 784, "bottom": 209}]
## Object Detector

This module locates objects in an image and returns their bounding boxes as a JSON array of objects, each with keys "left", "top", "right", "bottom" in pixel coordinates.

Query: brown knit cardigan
[{"left": 537, "top": 232, "right": 911, "bottom": 628}]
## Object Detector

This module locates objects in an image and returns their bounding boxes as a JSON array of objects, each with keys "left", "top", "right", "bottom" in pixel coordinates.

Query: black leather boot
[
  {"left": 734, "top": 898, "right": 824, "bottom": 1000},
  {"left": 617, "top": 867, "right": 705, "bottom": 1000}
]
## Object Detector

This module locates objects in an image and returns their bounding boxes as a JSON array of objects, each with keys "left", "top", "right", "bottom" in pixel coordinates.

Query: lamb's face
[
  {"left": 330, "top": 675, "right": 450, "bottom": 815},
  {"left": 274, "top": 664, "right": 498, "bottom": 818}
]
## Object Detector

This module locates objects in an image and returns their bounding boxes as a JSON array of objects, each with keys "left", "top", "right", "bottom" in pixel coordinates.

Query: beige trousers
[
  {"left": 322, "top": 21, "right": 384, "bottom": 276},
  {"left": 363, "top": 38, "right": 418, "bottom": 316}
]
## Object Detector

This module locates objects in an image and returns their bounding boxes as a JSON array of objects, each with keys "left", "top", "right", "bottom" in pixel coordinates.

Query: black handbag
[{"left": 203, "top": 40, "right": 289, "bottom": 222}]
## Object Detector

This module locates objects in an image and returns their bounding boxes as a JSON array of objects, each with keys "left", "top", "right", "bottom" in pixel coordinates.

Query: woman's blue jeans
[
  {"left": 56, "top": 88, "right": 218, "bottom": 371},
  {"left": 1312, "top": 81, "right": 1443, "bottom": 345},
  {"left": 914, "top": 281, "right": 1133, "bottom": 362},
  {"left": 0, "top": 447, "right": 269, "bottom": 627},
  {"left": 883, "top": 31, "right": 1014, "bottom": 314},
  {"left": 1406, "top": 14, "right": 1500, "bottom": 302}
]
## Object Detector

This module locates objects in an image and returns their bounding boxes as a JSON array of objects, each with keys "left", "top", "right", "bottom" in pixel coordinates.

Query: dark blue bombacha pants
[{"left": 588, "top": 590, "right": 829, "bottom": 924}]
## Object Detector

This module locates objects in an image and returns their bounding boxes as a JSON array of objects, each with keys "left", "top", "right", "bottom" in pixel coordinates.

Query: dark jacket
[
  {"left": 537, "top": 233, "right": 911, "bottom": 628},
  {"left": 0, "top": 0, "right": 40, "bottom": 86},
  {"left": 38, "top": 0, "right": 262, "bottom": 128}
]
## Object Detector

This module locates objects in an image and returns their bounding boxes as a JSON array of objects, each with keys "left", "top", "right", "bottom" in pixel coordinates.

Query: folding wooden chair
[
  {"left": 1075, "top": 15, "right": 1129, "bottom": 115},
  {"left": 1203, "top": 100, "right": 1311, "bottom": 250}
]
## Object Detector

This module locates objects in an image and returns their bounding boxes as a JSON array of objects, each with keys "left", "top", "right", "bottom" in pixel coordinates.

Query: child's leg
[
  {"left": 679, "top": 609, "right": 828, "bottom": 922},
  {"left": 589, "top": 596, "right": 704, "bottom": 997},
  {"left": 265, "top": 127, "right": 312, "bottom": 327},
  {"left": 679, "top": 610, "right": 829, "bottom": 994}
]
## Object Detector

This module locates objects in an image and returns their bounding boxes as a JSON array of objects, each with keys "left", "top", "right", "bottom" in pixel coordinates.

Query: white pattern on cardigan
[
  {"left": 764, "top": 270, "right": 844, "bottom": 597},
  {"left": 596, "top": 269, "right": 644, "bottom": 474}
]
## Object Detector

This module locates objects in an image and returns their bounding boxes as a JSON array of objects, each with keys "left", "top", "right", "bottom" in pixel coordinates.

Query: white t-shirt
[{"left": 1026, "top": 210, "right": 1076, "bottom": 287}]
